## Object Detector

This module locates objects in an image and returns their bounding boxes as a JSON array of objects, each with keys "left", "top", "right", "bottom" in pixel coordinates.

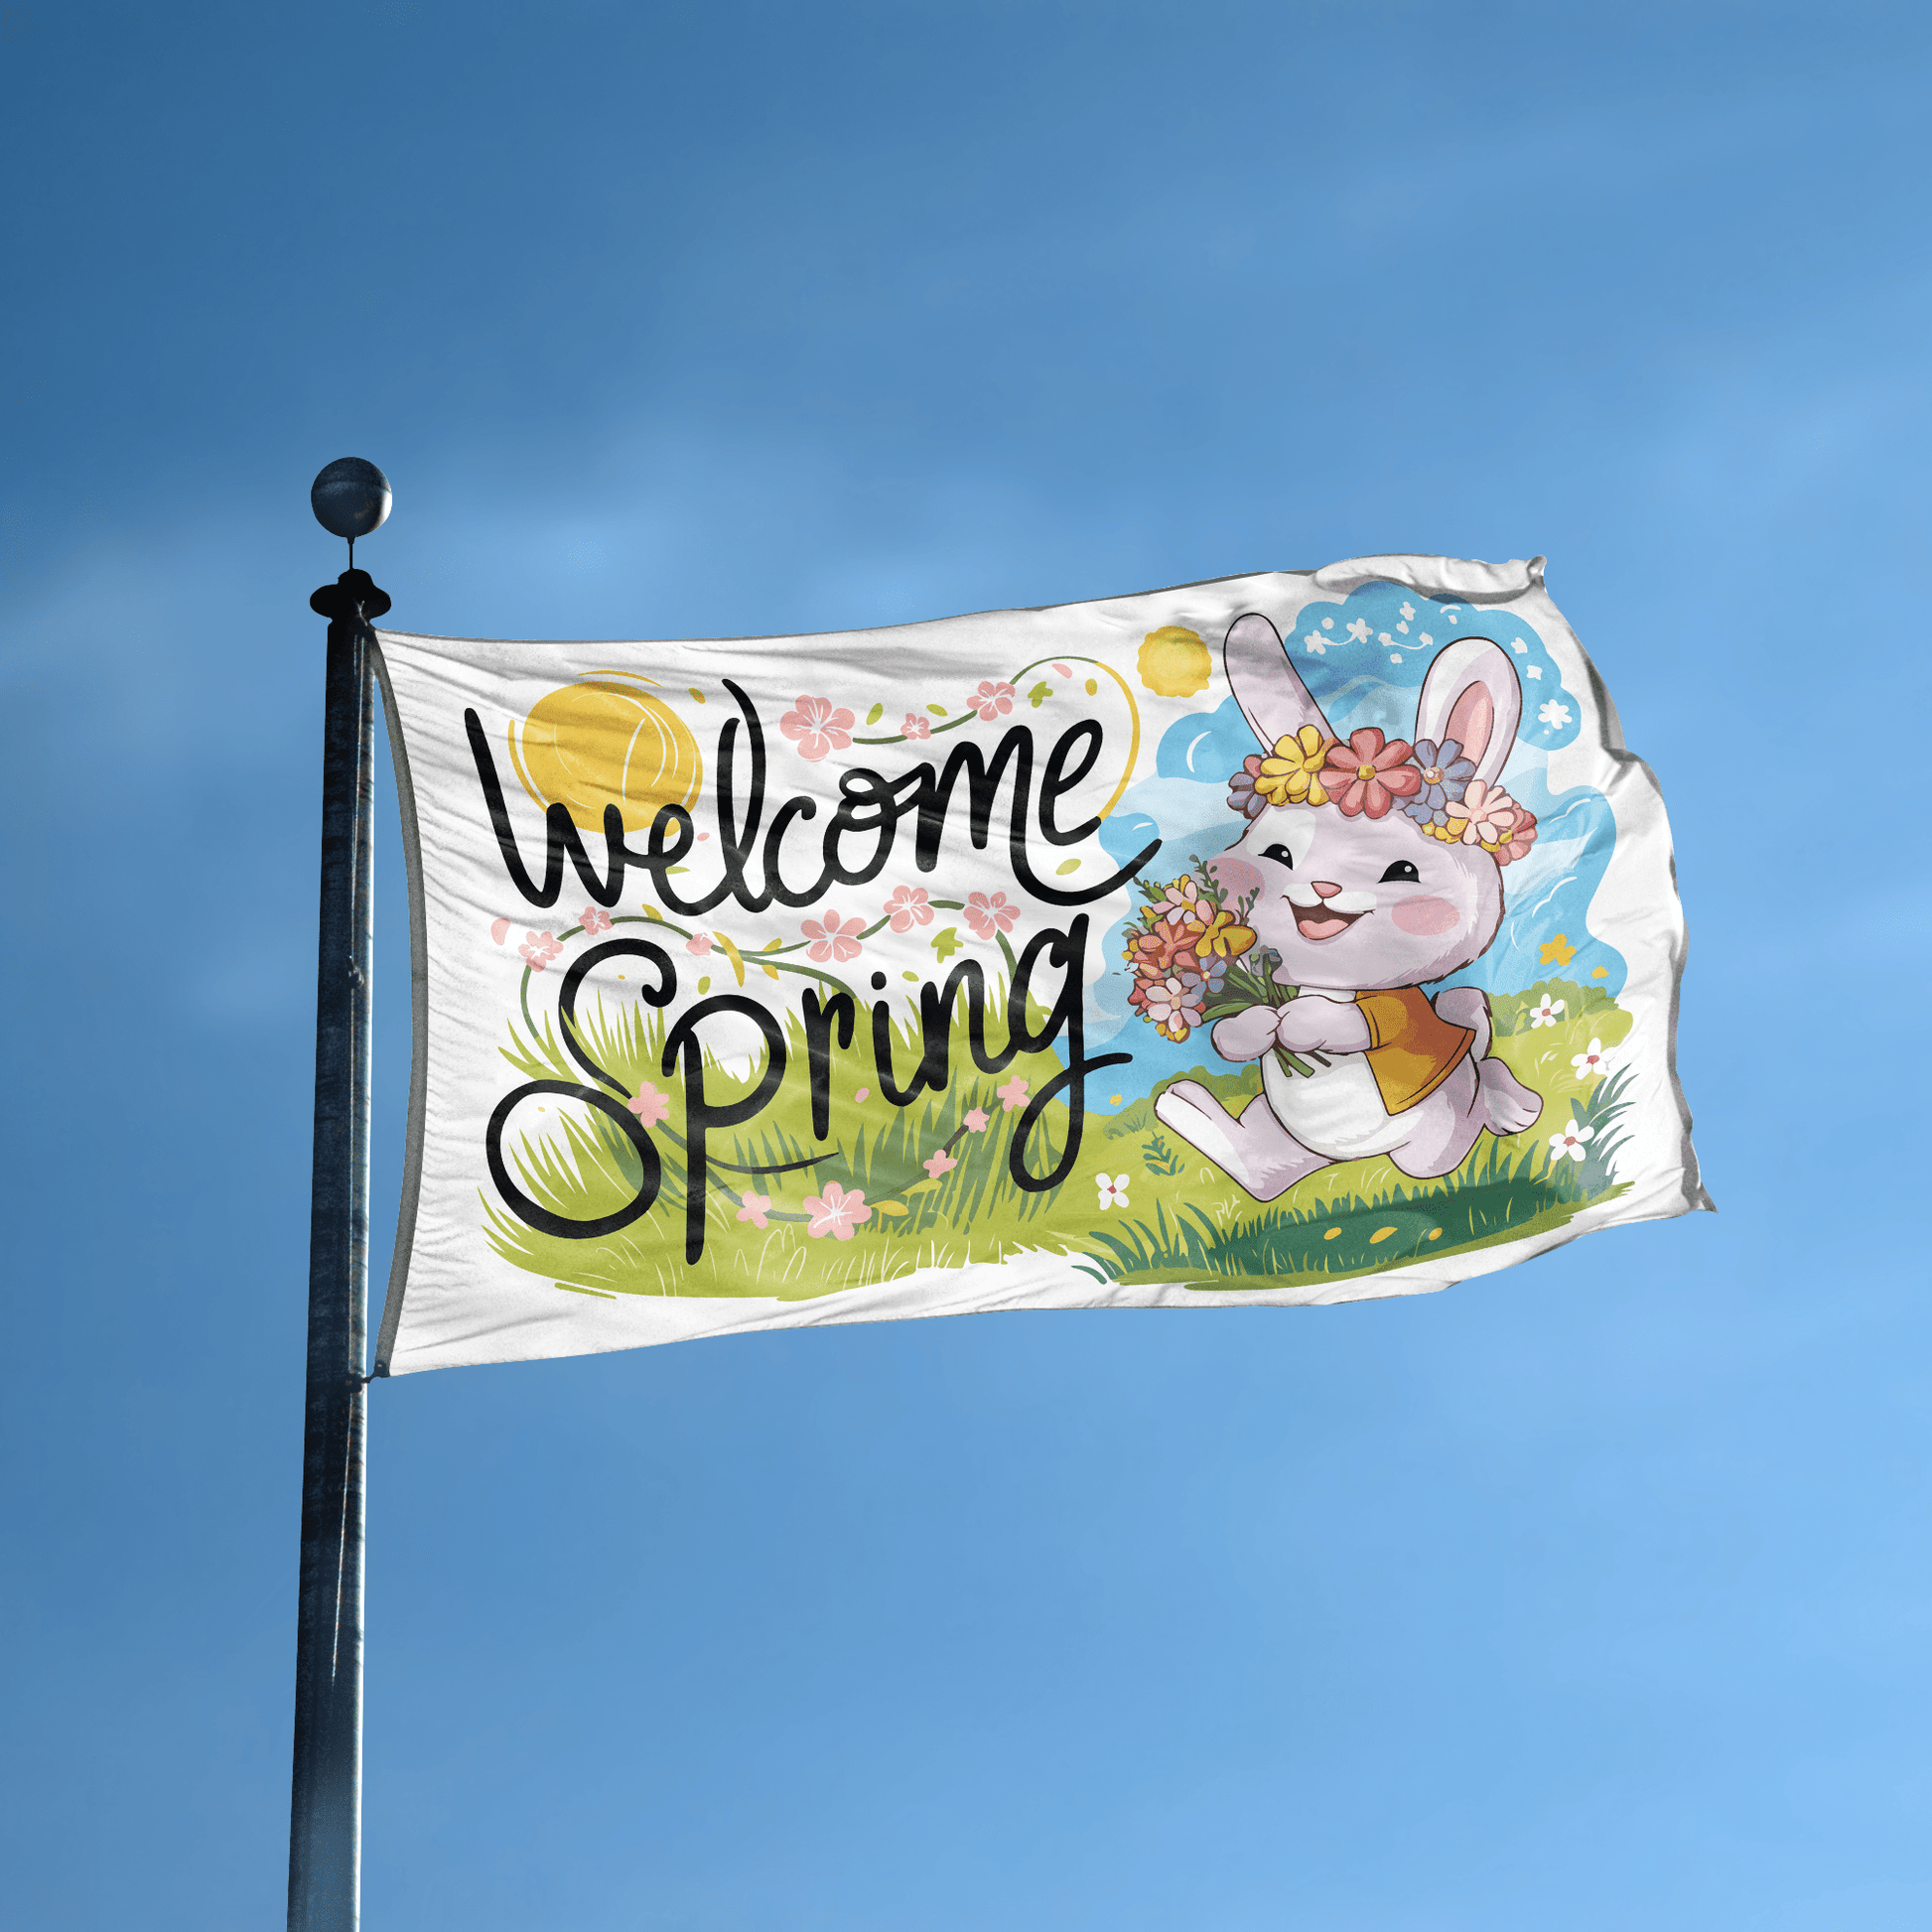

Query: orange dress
[{"left": 1353, "top": 987, "right": 1476, "bottom": 1115}]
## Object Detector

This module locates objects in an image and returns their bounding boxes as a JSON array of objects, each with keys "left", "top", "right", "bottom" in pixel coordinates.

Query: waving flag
[{"left": 370, "top": 554, "right": 1707, "bottom": 1375}]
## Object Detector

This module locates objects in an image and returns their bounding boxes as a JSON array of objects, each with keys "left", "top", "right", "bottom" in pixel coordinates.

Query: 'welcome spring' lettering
[{"left": 476, "top": 683, "right": 1154, "bottom": 1261}]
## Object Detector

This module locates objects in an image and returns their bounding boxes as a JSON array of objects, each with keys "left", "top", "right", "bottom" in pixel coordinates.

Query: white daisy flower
[
  {"left": 1549, "top": 1119, "right": 1593, "bottom": 1162},
  {"left": 1529, "top": 994, "right": 1565, "bottom": 1029},
  {"left": 1572, "top": 1037, "right": 1610, "bottom": 1078},
  {"left": 1096, "top": 1173, "right": 1130, "bottom": 1210}
]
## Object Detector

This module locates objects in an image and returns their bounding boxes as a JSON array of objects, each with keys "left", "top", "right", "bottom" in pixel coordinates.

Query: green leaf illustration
[
  {"left": 928, "top": 703, "right": 948, "bottom": 716},
  {"left": 930, "top": 924, "right": 962, "bottom": 963},
  {"left": 1054, "top": 857, "right": 1080, "bottom": 875},
  {"left": 866, "top": 703, "right": 884, "bottom": 725},
  {"left": 1028, "top": 681, "right": 1052, "bottom": 709}
]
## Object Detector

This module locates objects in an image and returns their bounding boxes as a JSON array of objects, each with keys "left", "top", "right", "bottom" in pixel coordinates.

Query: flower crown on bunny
[{"left": 1223, "top": 644, "right": 1539, "bottom": 867}]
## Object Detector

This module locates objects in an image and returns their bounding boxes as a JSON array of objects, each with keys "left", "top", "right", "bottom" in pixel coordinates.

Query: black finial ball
[{"left": 311, "top": 458, "right": 392, "bottom": 541}]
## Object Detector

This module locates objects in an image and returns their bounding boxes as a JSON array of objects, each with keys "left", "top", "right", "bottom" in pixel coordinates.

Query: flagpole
[{"left": 290, "top": 463, "right": 391, "bottom": 1932}]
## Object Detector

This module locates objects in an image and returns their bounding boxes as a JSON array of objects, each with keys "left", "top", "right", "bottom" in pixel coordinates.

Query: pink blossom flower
[
  {"left": 686, "top": 930, "right": 715, "bottom": 956},
  {"left": 996, "top": 1074, "right": 1031, "bottom": 1113},
  {"left": 902, "top": 712, "right": 931, "bottom": 741},
  {"left": 519, "top": 931, "right": 563, "bottom": 970},
  {"left": 923, "top": 1149, "right": 957, "bottom": 1178},
  {"left": 778, "top": 694, "right": 857, "bottom": 762},
  {"left": 1323, "top": 729, "right": 1423, "bottom": 819},
  {"left": 1493, "top": 805, "right": 1537, "bottom": 865},
  {"left": 1153, "top": 877, "right": 1206, "bottom": 929},
  {"left": 802, "top": 1179, "right": 872, "bottom": 1240},
  {"left": 884, "top": 885, "right": 934, "bottom": 932},
  {"left": 579, "top": 905, "right": 613, "bottom": 935},
  {"left": 968, "top": 679, "right": 1018, "bottom": 722},
  {"left": 964, "top": 891, "right": 1021, "bottom": 939},
  {"left": 626, "top": 1082, "right": 669, "bottom": 1129},
  {"left": 963, "top": 1107, "right": 990, "bottom": 1133},
  {"left": 1143, "top": 972, "right": 1205, "bottom": 1041},
  {"left": 736, "top": 1190, "right": 770, "bottom": 1228},
  {"left": 1455, "top": 779, "right": 1519, "bottom": 848},
  {"left": 801, "top": 908, "right": 865, "bottom": 962}
]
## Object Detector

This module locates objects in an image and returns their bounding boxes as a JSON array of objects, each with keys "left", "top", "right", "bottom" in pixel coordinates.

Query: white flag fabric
[{"left": 371, "top": 555, "right": 1707, "bottom": 1376}]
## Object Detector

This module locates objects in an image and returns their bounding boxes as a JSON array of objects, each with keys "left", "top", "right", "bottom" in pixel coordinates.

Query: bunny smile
[
  {"left": 1281, "top": 882, "right": 1379, "bottom": 942},
  {"left": 1291, "top": 900, "right": 1368, "bottom": 941}
]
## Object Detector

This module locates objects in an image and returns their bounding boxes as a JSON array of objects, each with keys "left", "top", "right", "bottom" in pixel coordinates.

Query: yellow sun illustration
[
  {"left": 1137, "top": 625, "right": 1211, "bottom": 697},
  {"left": 509, "top": 673, "right": 704, "bottom": 832}
]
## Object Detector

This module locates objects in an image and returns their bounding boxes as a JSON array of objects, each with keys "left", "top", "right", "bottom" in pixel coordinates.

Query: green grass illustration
[{"left": 483, "top": 977, "right": 1635, "bottom": 1301}]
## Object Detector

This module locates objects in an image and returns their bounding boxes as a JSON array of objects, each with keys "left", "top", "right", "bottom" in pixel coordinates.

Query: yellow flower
[
  {"left": 1137, "top": 626, "right": 1212, "bottom": 696},
  {"left": 1196, "top": 909, "right": 1256, "bottom": 959},
  {"left": 1254, "top": 726, "right": 1334, "bottom": 807},
  {"left": 1539, "top": 932, "right": 1577, "bottom": 967}
]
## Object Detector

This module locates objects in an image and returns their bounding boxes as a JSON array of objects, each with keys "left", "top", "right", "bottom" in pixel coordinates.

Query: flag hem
[{"left": 370, "top": 639, "right": 431, "bottom": 1376}]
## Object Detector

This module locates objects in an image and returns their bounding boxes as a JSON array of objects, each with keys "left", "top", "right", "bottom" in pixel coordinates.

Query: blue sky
[{"left": 4, "top": 3, "right": 1929, "bottom": 1927}]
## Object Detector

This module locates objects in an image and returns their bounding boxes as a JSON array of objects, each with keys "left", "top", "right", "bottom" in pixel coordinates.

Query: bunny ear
[
  {"left": 1416, "top": 636, "right": 1523, "bottom": 786},
  {"left": 1223, "top": 613, "right": 1334, "bottom": 752}
]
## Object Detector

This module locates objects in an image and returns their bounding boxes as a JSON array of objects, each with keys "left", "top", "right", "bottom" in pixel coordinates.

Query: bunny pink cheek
[
  {"left": 1209, "top": 855, "right": 1262, "bottom": 898},
  {"left": 1391, "top": 895, "right": 1461, "bottom": 936}
]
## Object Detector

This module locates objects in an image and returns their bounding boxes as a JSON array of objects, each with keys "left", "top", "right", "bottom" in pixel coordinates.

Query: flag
[{"left": 370, "top": 554, "right": 1707, "bottom": 1374}]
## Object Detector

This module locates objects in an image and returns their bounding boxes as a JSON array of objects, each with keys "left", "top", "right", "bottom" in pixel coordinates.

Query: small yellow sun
[
  {"left": 510, "top": 674, "right": 703, "bottom": 832},
  {"left": 1137, "top": 625, "right": 1211, "bottom": 697}
]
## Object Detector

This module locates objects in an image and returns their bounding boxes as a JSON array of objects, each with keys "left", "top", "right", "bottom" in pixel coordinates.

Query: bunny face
[
  {"left": 1209, "top": 803, "right": 1501, "bottom": 992},
  {"left": 1210, "top": 609, "right": 1529, "bottom": 993}
]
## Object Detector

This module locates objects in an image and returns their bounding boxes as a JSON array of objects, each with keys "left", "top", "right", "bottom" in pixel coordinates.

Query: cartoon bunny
[{"left": 1153, "top": 613, "right": 1544, "bottom": 1199}]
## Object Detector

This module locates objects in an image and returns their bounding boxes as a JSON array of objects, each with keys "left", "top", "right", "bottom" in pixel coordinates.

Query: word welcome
[{"left": 466, "top": 679, "right": 1160, "bottom": 914}]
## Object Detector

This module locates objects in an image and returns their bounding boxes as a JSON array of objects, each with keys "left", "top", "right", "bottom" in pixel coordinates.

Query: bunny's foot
[
  {"left": 1153, "top": 1080, "right": 1330, "bottom": 1201},
  {"left": 1477, "top": 1056, "right": 1542, "bottom": 1135}
]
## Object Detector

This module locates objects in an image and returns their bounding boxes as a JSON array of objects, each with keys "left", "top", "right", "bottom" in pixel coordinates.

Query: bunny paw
[{"left": 1477, "top": 1056, "right": 1542, "bottom": 1135}]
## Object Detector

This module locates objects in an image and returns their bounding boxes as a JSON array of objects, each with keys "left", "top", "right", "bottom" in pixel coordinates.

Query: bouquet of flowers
[{"left": 1122, "top": 861, "right": 1322, "bottom": 1076}]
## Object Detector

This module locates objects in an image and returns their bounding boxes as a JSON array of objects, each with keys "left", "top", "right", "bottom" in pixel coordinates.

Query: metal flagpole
[{"left": 290, "top": 460, "right": 392, "bottom": 1932}]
